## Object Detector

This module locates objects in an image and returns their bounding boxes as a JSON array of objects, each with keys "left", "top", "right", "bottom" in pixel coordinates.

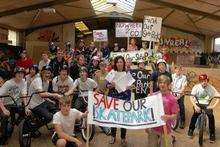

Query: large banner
[
  {"left": 88, "top": 92, "right": 165, "bottom": 129},
  {"left": 110, "top": 51, "right": 149, "bottom": 62},
  {"left": 142, "top": 16, "right": 162, "bottom": 42},
  {"left": 130, "top": 69, "right": 151, "bottom": 99},
  {"left": 93, "top": 30, "right": 108, "bottom": 42},
  {"left": 115, "top": 22, "right": 142, "bottom": 37}
]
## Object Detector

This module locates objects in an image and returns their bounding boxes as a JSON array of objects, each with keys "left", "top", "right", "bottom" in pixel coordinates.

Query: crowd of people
[{"left": 0, "top": 39, "right": 219, "bottom": 147}]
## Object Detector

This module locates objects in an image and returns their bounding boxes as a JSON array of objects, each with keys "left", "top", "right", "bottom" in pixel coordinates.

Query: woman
[
  {"left": 26, "top": 64, "right": 39, "bottom": 89},
  {"left": 106, "top": 56, "right": 131, "bottom": 146}
]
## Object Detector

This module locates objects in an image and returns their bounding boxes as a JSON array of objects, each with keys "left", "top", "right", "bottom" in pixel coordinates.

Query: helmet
[
  {"left": 14, "top": 66, "right": 25, "bottom": 74},
  {"left": 59, "top": 65, "right": 69, "bottom": 72},
  {"left": 41, "top": 65, "right": 52, "bottom": 72},
  {"left": 30, "top": 64, "right": 39, "bottom": 74},
  {"left": 199, "top": 74, "right": 209, "bottom": 81},
  {"left": 79, "top": 66, "right": 88, "bottom": 73},
  {"left": 157, "top": 59, "right": 166, "bottom": 66},
  {"left": 138, "top": 59, "right": 145, "bottom": 64}
]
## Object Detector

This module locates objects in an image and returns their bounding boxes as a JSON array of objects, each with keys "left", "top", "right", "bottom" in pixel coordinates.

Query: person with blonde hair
[
  {"left": 52, "top": 95, "right": 88, "bottom": 147},
  {"left": 148, "top": 75, "right": 179, "bottom": 147}
]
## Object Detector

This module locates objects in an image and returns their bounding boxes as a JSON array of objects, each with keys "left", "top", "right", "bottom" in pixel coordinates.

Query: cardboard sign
[
  {"left": 110, "top": 51, "right": 149, "bottom": 62},
  {"left": 115, "top": 22, "right": 142, "bottom": 37},
  {"left": 130, "top": 69, "right": 151, "bottom": 99},
  {"left": 88, "top": 92, "right": 165, "bottom": 129},
  {"left": 142, "top": 16, "right": 162, "bottom": 42},
  {"left": 93, "top": 30, "right": 108, "bottom": 42}
]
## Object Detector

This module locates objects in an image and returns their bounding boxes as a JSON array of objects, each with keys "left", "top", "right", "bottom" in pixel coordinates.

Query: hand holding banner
[{"left": 88, "top": 92, "right": 165, "bottom": 129}]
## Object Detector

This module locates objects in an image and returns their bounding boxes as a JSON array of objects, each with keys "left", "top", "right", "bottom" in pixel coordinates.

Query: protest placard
[
  {"left": 88, "top": 92, "right": 165, "bottom": 129},
  {"left": 110, "top": 51, "right": 149, "bottom": 62},
  {"left": 93, "top": 30, "right": 108, "bottom": 42},
  {"left": 130, "top": 69, "right": 151, "bottom": 99},
  {"left": 142, "top": 16, "right": 162, "bottom": 42},
  {"left": 115, "top": 22, "right": 142, "bottom": 38}
]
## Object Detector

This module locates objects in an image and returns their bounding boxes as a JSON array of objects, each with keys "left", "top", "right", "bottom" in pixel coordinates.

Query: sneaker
[
  {"left": 210, "top": 134, "right": 215, "bottom": 143},
  {"left": 121, "top": 139, "right": 127, "bottom": 146},
  {"left": 187, "top": 129, "right": 193, "bottom": 138},
  {"left": 179, "top": 121, "right": 185, "bottom": 129},
  {"left": 109, "top": 136, "right": 115, "bottom": 144}
]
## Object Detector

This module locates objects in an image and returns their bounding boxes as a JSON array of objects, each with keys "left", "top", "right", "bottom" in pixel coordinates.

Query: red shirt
[{"left": 16, "top": 57, "right": 33, "bottom": 69}]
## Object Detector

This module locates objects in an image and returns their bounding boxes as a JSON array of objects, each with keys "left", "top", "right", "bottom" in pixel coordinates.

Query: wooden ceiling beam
[
  {"left": 145, "top": 0, "right": 220, "bottom": 21},
  {"left": 0, "top": 0, "right": 79, "bottom": 18}
]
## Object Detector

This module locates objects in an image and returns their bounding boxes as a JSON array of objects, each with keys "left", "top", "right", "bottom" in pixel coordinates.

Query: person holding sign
[
  {"left": 148, "top": 75, "right": 179, "bottom": 147},
  {"left": 106, "top": 56, "right": 131, "bottom": 146}
]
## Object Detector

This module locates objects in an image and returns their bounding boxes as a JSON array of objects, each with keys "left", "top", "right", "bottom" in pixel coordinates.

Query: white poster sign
[
  {"left": 93, "top": 30, "right": 108, "bottom": 42},
  {"left": 110, "top": 51, "right": 149, "bottom": 62},
  {"left": 88, "top": 92, "right": 165, "bottom": 129},
  {"left": 142, "top": 16, "right": 162, "bottom": 42},
  {"left": 115, "top": 22, "right": 142, "bottom": 37}
]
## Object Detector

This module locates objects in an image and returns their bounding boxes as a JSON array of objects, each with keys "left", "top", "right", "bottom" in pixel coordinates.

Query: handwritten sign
[
  {"left": 142, "top": 16, "right": 162, "bottom": 42},
  {"left": 110, "top": 51, "right": 149, "bottom": 62},
  {"left": 130, "top": 69, "right": 151, "bottom": 99},
  {"left": 93, "top": 30, "right": 108, "bottom": 42},
  {"left": 160, "top": 37, "right": 191, "bottom": 48},
  {"left": 115, "top": 22, "right": 142, "bottom": 37},
  {"left": 88, "top": 92, "right": 165, "bottom": 129}
]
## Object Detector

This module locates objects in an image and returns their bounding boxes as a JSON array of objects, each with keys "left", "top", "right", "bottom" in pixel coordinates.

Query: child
[
  {"left": 52, "top": 95, "right": 88, "bottom": 147},
  {"left": 188, "top": 74, "right": 220, "bottom": 143},
  {"left": 171, "top": 65, "right": 187, "bottom": 128},
  {"left": 148, "top": 75, "right": 179, "bottom": 147}
]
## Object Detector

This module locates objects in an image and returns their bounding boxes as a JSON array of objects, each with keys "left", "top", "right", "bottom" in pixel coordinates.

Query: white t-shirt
[
  {"left": 0, "top": 78, "right": 27, "bottom": 105},
  {"left": 28, "top": 77, "right": 49, "bottom": 109},
  {"left": 26, "top": 73, "right": 40, "bottom": 91},
  {"left": 53, "top": 109, "right": 82, "bottom": 136},
  {"left": 52, "top": 76, "right": 74, "bottom": 94},
  {"left": 72, "top": 78, "right": 97, "bottom": 97},
  {"left": 172, "top": 73, "right": 187, "bottom": 93},
  {"left": 39, "top": 59, "right": 51, "bottom": 71},
  {"left": 191, "top": 83, "right": 220, "bottom": 105}
]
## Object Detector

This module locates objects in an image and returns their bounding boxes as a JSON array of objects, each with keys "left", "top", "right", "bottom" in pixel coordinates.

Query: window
[
  {"left": 8, "top": 30, "right": 18, "bottom": 46},
  {"left": 214, "top": 37, "right": 220, "bottom": 52},
  {"left": 90, "top": 0, "right": 136, "bottom": 16}
]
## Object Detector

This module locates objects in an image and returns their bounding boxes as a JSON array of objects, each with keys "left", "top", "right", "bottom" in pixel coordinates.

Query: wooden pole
[
  {"left": 163, "top": 125, "right": 169, "bottom": 147},
  {"left": 86, "top": 118, "right": 89, "bottom": 147},
  {"left": 127, "top": 37, "right": 130, "bottom": 51}
]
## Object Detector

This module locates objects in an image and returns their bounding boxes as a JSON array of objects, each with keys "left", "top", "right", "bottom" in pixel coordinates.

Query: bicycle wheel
[
  {"left": 171, "top": 112, "right": 180, "bottom": 131},
  {"left": 81, "top": 118, "right": 95, "bottom": 142},
  {"left": 198, "top": 114, "right": 206, "bottom": 146},
  {"left": 18, "top": 119, "right": 31, "bottom": 147}
]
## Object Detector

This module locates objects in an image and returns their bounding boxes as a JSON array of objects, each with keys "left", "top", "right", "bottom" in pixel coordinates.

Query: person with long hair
[{"left": 106, "top": 56, "right": 131, "bottom": 146}]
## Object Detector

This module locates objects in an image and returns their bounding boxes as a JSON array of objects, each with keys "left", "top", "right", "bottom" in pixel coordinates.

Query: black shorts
[{"left": 51, "top": 132, "right": 77, "bottom": 147}]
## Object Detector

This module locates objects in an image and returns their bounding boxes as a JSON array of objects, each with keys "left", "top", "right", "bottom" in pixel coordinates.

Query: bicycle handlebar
[{"left": 0, "top": 91, "right": 45, "bottom": 107}]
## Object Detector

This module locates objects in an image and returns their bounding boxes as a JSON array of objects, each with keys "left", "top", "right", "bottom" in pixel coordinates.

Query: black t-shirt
[{"left": 150, "top": 70, "right": 172, "bottom": 92}]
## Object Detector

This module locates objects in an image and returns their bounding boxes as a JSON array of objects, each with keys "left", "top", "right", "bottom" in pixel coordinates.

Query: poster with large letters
[
  {"left": 142, "top": 16, "right": 162, "bottom": 42},
  {"left": 115, "top": 22, "right": 142, "bottom": 37},
  {"left": 130, "top": 69, "right": 151, "bottom": 99},
  {"left": 88, "top": 92, "right": 165, "bottom": 129}
]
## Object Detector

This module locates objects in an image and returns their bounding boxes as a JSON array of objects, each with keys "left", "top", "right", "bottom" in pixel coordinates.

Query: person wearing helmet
[
  {"left": 28, "top": 65, "right": 61, "bottom": 133},
  {"left": 65, "top": 66, "right": 97, "bottom": 112},
  {"left": 149, "top": 59, "right": 172, "bottom": 95},
  {"left": 0, "top": 66, "right": 30, "bottom": 140},
  {"left": 88, "top": 56, "right": 100, "bottom": 77},
  {"left": 26, "top": 64, "right": 40, "bottom": 89},
  {"left": 52, "top": 65, "right": 74, "bottom": 95},
  {"left": 188, "top": 74, "right": 220, "bottom": 143}
]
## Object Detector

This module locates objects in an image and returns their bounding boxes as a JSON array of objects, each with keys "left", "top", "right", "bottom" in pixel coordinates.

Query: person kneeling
[{"left": 52, "top": 95, "right": 88, "bottom": 147}]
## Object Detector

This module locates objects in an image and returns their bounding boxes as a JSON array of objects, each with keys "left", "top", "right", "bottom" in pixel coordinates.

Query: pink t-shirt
[{"left": 152, "top": 92, "right": 179, "bottom": 134}]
